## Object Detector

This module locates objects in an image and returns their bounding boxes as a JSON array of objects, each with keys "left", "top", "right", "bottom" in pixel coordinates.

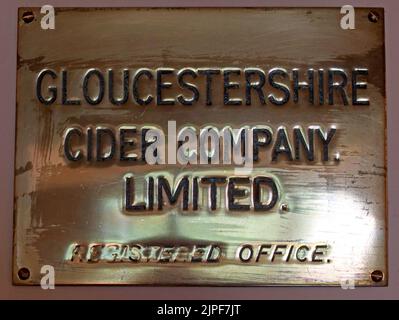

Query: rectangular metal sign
[{"left": 14, "top": 7, "right": 387, "bottom": 286}]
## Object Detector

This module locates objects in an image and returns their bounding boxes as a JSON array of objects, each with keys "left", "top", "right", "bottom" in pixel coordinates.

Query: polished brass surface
[{"left": 14, "top": 8, "right": 386, "bottom": 286}]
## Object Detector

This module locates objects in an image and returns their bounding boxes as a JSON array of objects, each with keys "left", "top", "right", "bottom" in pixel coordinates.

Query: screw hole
[
  {"left": 22, "top": 11, "right": 34, "bottom": 24},
  {"left": 370, "top": 270, "right": 383, "bottom": 282},
  {"left": 368, "top": 11, "right": 379, "bottom": 23},
  {"left": 280, "top": 203, "right": 289, "bottom": 212},
  {"left": 17, "top": 267, "right": 30, "bottom": 280}
]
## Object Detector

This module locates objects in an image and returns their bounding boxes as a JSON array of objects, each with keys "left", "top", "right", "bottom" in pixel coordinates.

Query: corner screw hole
[
  {"left": 18, "top": 267, "right": 30, "bottom": 280},
  {"left": 22, "top": 11, "right": 35, "bottom": 24},
  {"left": 368, "top": 11, "right": 379, "bottom": 23},
  {"left": 371, "top": 270, "right": 383, "bottom": 282}
]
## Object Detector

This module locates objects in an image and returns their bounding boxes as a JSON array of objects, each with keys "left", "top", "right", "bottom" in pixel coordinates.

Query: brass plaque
[{"left": 14, "top": 7, "right": 387, "bottom": 286}]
